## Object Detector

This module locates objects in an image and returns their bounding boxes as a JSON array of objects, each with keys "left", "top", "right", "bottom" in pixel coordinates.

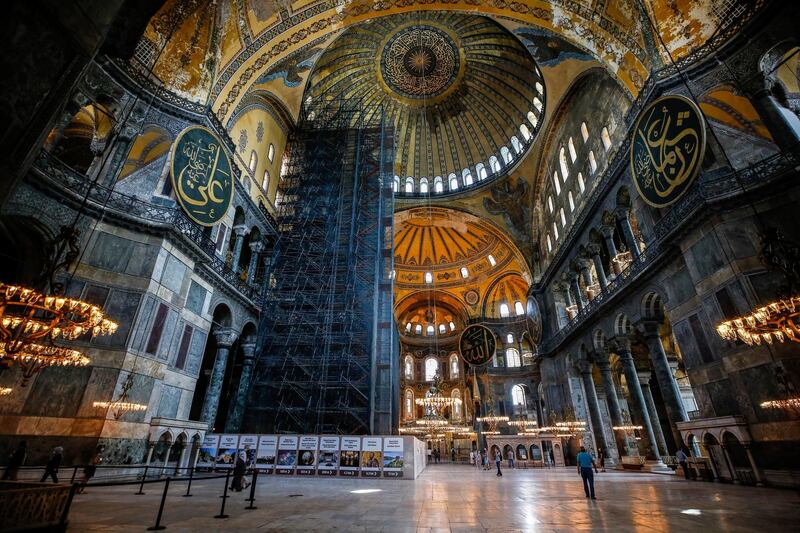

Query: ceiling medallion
[{"left": 380, "top": 25, "right": 460, "bottom": 100}]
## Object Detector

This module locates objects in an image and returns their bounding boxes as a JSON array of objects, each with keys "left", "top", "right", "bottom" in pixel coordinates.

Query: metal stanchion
[
  {"left": 147, "top": 477, "right": 171, "bottom": 531},
  {"left": 70, "top": 466, "right": 79, "bottom": 484},
  {"left": 245, "top": 469, "right": 258, "bottom": 510},
  {"left": 136, "top": 466, "right": 149, "bottom": 495},
  {"left": 183, "top": 467, "right": 194, "bottom": 497},
  {"left": 58, "top": 483, "right": 79, "bottom": 530},
  {"left": 214, "top": 470, "right": 231, "bottom": 519}
]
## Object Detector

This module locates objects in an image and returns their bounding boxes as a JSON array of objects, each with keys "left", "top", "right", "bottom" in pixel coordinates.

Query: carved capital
[
  {"left": 240, "top": 342, "right": 257, "bottom": 359},
  {"left": 637, "top": 371, "right": 652, "bottom": 385},
  {"left": 636, "top": 320, "right": 662, "bottom": 339},
  {"left": 575, "top": 359, "right": 592, "bottom": 375},
  {"left": 610, "top": 336, "right": 632, "bottom": 354},
  {"left": 249, "top": 240, "right": 265, "bottom": 253},
  {"left": 601, "top": 210, "right": 617, "bottom": 228},
  {"left": 233, "top": 225, "right": 248, "bottom": 238},
  {"left": 586, "top": 243, "right": 602, "bottom": 257},
  {"left": 213, "top": 327, "right": 238, "bottom": 348}
]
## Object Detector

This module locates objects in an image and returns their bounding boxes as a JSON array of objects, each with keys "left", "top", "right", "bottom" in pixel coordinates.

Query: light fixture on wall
[
  {"left": 0, "top": 387, "right": 11, "bottom": 396},
  {"left": 759, "top": 398, "right": 800, "bottom": 410},
  {"left": 93, "top": 372, "right": 147, "bottom": 420}
]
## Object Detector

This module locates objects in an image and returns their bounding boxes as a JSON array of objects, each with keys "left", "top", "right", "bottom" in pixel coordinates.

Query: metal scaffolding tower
[{"left": 243, "top": 98, "right": 397, "bottom": 435}]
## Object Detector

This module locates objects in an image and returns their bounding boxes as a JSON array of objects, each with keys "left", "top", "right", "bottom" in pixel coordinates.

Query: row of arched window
[
  {"left": 403, "top": 320, "right": 457, "bottom": 336},
  {"left": 543, "top": 121, "right": 614, "bottom": 256},
  {"left": 404, "top": 354, "right": 460, "bottom": 381},
  {"left": 246, "top": 144, "right": 276, "bottom": 194},
  {"left": 498, "top": 301, "right": 526, "bottom": 318}
]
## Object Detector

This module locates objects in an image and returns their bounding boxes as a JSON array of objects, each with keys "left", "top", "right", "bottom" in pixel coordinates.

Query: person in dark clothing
[
  {"left": 41, "top": 447, "right": 63, "bottom": 483},
  {"left": 676, "top": 448, "right": 690, "bottom": 478},
  {"left": 576, "top": 446, "right": 599, "bottom": 499},
  {"left": 77, "top": 447, "right": 103, "bottom": 494},
  {"left": 451, "top": 447, "right": 456, "bottom": 462},
  {"left": 495, "top": 450, "right": 503, "bottom": 476},
  {"left": 2, "top": 441, "right": 27, "bottom": 481},
  {"left": 598, "top": 448, "right": 606, "bottom": 472},
  {"left": 231, "top": 452, "right": 246, "bottom": 492}
]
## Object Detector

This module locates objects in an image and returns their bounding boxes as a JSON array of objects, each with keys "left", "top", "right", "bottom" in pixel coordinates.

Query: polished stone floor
[{"left": 68, "top": 464, "right": 799, "bottom": 532}]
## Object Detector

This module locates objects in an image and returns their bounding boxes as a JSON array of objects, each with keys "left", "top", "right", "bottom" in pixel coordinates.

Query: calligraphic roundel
[
  {"left": 170, "top": 126, "right": 234, "bottom": 226},
  {"left": 630, "top": 95, "right": 706, "bottom": 208},
  {"left": 458, "top": 324, "right": 496, "bottom": 367}
]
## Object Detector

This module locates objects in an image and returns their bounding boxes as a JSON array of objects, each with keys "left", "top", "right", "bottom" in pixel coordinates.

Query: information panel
[
  {"left": 216, "top": 435, "right": 239, "bottom": 468},
  {"left": 197, "top": 435, "right": 219, "bottom": 470},
  {"left": 383, "top": 437, "right": 404, "bottom": 477},
  {"left": 317, "top": 436, "right": 340, "bottom": 476},
  {"left": 297, "top": 436, "right": 319, "bottom": 475},
  {"left": 276, "top": 435, "right": 299, "bottom": 475},
  {"left": 238, "top": 435, "right": 258, "bottom": 469},
  {"left": 361, "top": 437, "right": 382, "bottom": 477},
  {"left": 255, "top": 435, "right": 277, "bottom": 474},
  {"left": 339, "top": 436, "right": 361, "bottom": 477}
]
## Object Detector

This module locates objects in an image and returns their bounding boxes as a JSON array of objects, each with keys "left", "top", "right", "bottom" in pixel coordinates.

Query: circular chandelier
[
  {"left": 507, "top": 419, "right": 538, "bottom": 428},
  {"left": 716, "top": 296, "right": 800, "bottom": 346},
  {"left": 476, "top": 415, "right": 509, "bottom": 423},
  {"left": 612, "top": 424, "right": 643, "bottom": 431},
  {"left": 0, "top": 341, "right": 89, "bottom": 384},
  {"left": 415, "top": 396, "right": 462, "bottom": 409}
]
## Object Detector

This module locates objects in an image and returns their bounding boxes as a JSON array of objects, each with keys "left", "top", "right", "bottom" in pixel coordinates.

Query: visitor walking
[
  {"left": 598, "top": 448, "right": 606, "bottom": 472},
  {"left": 2, "top": 441, "right": 27, "bottom": 481},
  {"left": 40, "top": 446, "right": 63, "bottom": 483},
  {"left": 451, "top": 447, "right": 456, "bottom": 462},
  {"left": 507, "top": 449, "right": 515, "bottom": 469},
  {"left": 231, "top": 452, "right": 247, "bottom": 491},
  {"left": 576, "top": 446, "right": 598, "bottom": 499},
  {"left": 495, "top": 450, "right": 503, "bottom": 476},
  {"left": 77, "top": 447, "right": 103, "bottom": 494},
  {"left": 482, "top": 449, "right": 489, "bottom": 470},
  {"left": 676, "top": 448, "right": 690, "bottom": 479},
  {"left": 427, "top": 447, "right": 432, "bottom": 464}
]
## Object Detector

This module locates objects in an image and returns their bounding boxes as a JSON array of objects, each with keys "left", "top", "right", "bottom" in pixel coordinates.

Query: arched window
[
  {"left": 546, "top": 234, "right": 552, "bottom": 252},
  {"left": 547, "top": 195, "right": 554, "bottom": 214},
  {"left": 439, "top": 323, "right": 446, "bottom": 334},
  {"left": 415, "top": 324, "right": 422, "bottom": 334},
  {"left": 512, "top": 136, "right": 523, "bottom": 154},
  {"left": 489, "top": 156, "right": 501, "bottom": 173},
  {"left": 527, "top": 111, "right": 538, "bottom": 128},
  {"left": 559, "top": 147, "right": 569, "bottom": 181},
  {"left": 487, "top": 254, "right": 496, "bottom": 266},
  {"left": 449, "top": 173, "right": 459, "bottom": 191},
  {"left": 449, "top": 321, "right": 456, "bottom": 331},
  {"left": 477, "top": 163, "right": 487, "bottom": 180},
  {"left": 249, "top": 150, "right": 258, "bottom": 174},
  {"left": 601, "top": 127, "right": 611, "bottom": 151},
  {"left": 425, "top": 358, "right": 439, "bottom": 381},
  {"left": 452, "top": 389, "right": 462, "bottom": 419},
  {"left": 393, "top": 176, "right": 400, "bottom": 192},
  {"left": 506, "top": 333, "right": 514, "bottom": 344},
  {"left": 578, "top": 172, "right": 586, "bottom": 193},
  {"left": 419, "top": 177, "right": 429, "bottom": 194},
  {"left": 262, "top": 170, "right": 270, "bottom": 192},
  {"left": 589, "top": 151, "right": 598, "bottom": 174},
  {"left": 500, "top": 303, "right": 510, "bottom": 318},
  {"left": 450, "top": 354, "right": 459, "bottom": 378},
  {"left": 404, "top": 177, "right": 414, "bottom": 193},
  {"left": 506, "top": 348, "right": 521, "bottom": 368},
  {"left": 511, "top": 384, "right": 526, "bottom": 408},
  {"left": 462, "top": 168, "right": 473, "bottom": 186},
  {"left": 515, "top": 301, "right": 524, "bottom": 316},
  {"left": 404, "top": 355, "right": 414, "bottom": 379},
  {"left": 433, "top": 176, "right": 444, "bottom": 193},
  {"left": 568, "top": 191, "right": 575, "bottom": 212},
  {"left": 460, "top": 267, "right": 469, "bottom": 278},
  {"left": 501, "top": 146, "right": 512, "bottom": 164},
  {"left": 568, "top": 137, "right": 577, "bottom": 162},
  {"left": 425, "top": 271, "right": 433, "bottom": 284},
  {"left": 553, "top": 221, "right": 559, "bottom": 240},
  {"left": 520, "top": 124, "right": 531, "bottom": 141},
  {"left": 581, "top": 122, "right": 589, "bottom": 143},
  {"left": 533, "top": 97, "right": 543, "bottom": 112},
  {"left": 268, "top": 144, "right": 275, "bottom": 162},
  {"left": 553, "top": 172, "right": 561, "bottom": 195},
  {"left": 405, "top": 322, "right": 412, "bottom": 333},
  {"left": 535, "top": 81, "right": 543, "bottom": 94},
  {"left": 426, "top": 324, "right": 434, "bottom": 336},
  {"left": 405, "top": 389, "right": 414, "bottom": 420},
  {"left": 560, "top": 207, "right": 566, "bottom": 228}
]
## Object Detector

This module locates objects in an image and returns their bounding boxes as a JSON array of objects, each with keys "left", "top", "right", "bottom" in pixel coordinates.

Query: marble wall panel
[{"left": 22, "top": 366, "right": 93, "bottom": 418}]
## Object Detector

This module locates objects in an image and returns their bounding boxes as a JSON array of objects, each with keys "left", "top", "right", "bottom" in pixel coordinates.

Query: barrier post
[
  {"left": 214, "top": 470, "right": 231, "bottom": 519},
  {"left": 70, "top": 466, "right": 79, "bottom": 484},
  {"left": 58, "top": 483, "right": 79, "bottom": 530},
  {"left": 146, "top": 476, "right": 170, "bottom": 531},
  {"left": 245, "top": 469, "right": 258, "bottom": 510},
  {"left": 183, "top": 466, "right": 194, "bottom": 497},
  {"left": 136, "top": 466, "right": 149, "bottom": 495}
]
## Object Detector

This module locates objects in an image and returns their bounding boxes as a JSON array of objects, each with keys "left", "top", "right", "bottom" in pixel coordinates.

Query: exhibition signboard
[
  {"left": 318, "top": 436, "right": 340, "bottom": 476},
  {"left": 197, "top": 434, "right": 219, "bottom": 470},
  {"left": 339, "top": 436, "right": 361, "bottom": 477},
  {"left": 256, "top": 435, "right": 277, "bottom": 474},
  {"left": 361, "top": 437, "right": 382, "bottom": 477},
  {"left": 297, "top": 436, "right": 319, "bottom": 475},
  {"left": 383, "top": 437, "right": 404, "bottom": 477},
  {"left": 276, "top": 435, "right": 299, "bottom": 475}
]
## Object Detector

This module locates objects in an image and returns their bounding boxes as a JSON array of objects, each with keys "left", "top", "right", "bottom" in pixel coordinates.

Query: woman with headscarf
[
  {"left": 40, "top": 446, "right": 63, "bottom": 483},
  {"left": 231, "top": 451, "right": 247, "bottom": 492}
]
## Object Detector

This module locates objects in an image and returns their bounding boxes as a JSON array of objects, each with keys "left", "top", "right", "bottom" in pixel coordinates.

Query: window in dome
[
  {"left": 500, "top": 303, "right": 510, "bottom": 318},
  {"left": 488, "top": 254, "right": 496, "bottom": 267},
  {"left": 477, "top": 163, "right": 487, "bottom": 180},
  {"left": 511, "top": 136, "right": 521, "bottom": 154},
  {"left": 439, "top": 324, "right": 446, "bottom": 334},
  {"left": 433, "top": 176, "right": 444, "bottom": 193},
  {"left": 560, "top": 207, "right": 567, "bottom": 228},
  {"left": 589, "top": 151, "right": 598, "bottom": 174},
  {"left": 415, "top": 324, "right": 422, "bottom": 334},
  {"left": 535, "top": 81, "right": 543, "bottom": 94},
  {"left": 602, "top": 127, "right": 612, "bottom": 151},
  {"left": 546, "top": 234, "right": 552, "bottom": 252},
  {"left": 527, "top": 111, "right": 538, "bottom": 128},
  {"left": 462, "top": 168, "right": 473, "bottom": 186},
  {"left": 426, "top": 324, "right": 434, "bottom": 336},
  {"left": 425, "top": 272, "right": 433, "bottom": 284},
  {"left": 533, "top": 98, "right": 543, "bottom": 112},
  {"left": 263, "top": 170, "right": 270, "bottom": 192},
  {"left": 449, "top": 173, "right": 459, "bottom": 190},
  {"left": 548, "top": 195, "right": 553, "bottom": 213},
  {"left": 501, "top": 146, "right": 512, "bottom": 164},
  {"left": 449, "top": 321, "right": 456, "bottom": 331},
  {"left": 404, "top": 177, "right": 414, "bottom": 193},
  {"left": 490, "top": 156, "right": 501, "bottom": 173},
  {"left": 553, "top": 172, "right": 561, "bottom": 195},
  {"left": 581, "top": 122, "right": 589, "bottom": 143},
  {"left": 568, "top": 137, "right": 577, "bottom": 163},
  {"left": 559, "top": 147, "right": 569, "bottom": 181},
  {"left": 419, "top": 177, "right": 429, "bottom": 194},
  {"left": 578, "top": 172, "right": 586, "bottom": 193},
  {"left": 425, "top": 358, "right": 438, "bottom": 381},
  {"left": 515, "top": 301, "right": 524, "bottom": 316},
  {"left": 520, "top": 124, "right": 531, "bottom": 141},
  {"left": 506, "top": 333, "right": 514, "bottom": 344},
  {"left": 405, "top": 322, "right": 412, "bottom": 333},
  {"left": 460, "top": 267, "right": 469, "bottom": 278},
  {"left": 553, "top": 222, "right": 559, "bottom": 240},
  {"left": 506, "top": 348, "right": 521, "bottom": 368},
  {"left": 249, "top": 150, "right": 258, "bottom": 173},
  {"left": 568, "top": 190, "right": 575, "bottom": 212},
  {"left": 268, "top": 143, "right": 275, "bottom": 163},
  {"left": 393, "top": 176, "right": 400, "bottom": 193}
]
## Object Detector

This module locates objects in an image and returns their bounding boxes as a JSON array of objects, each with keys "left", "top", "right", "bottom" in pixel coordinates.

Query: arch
[
  {"left": 448, "top": 173, "right": 459, "bottom": 191},
  {"left": 404, "top": 177, "right": 415, "bottom": 194},
  {"left": 212, "top": 303, "right": 233, "bottom": 328},
  {"left": 433, "top": 176, "right": 444, "bottom": 193},
  {"left": 393, "top": 175, "right": 400, "bottom": 192},
  {"left": 476, "top": 163, "right": 487, "bottom": 180},
  {"left": 119, "top": 124, "right": 172, "bottom": 181},
  {"left": 506, "top": 348, "right": 521, "bottom": 367},
  {"left": 581, "top": 122, "right": 589, "bottom": 142},
  {"left": 425, "top": 357, "right": 439, "bottom": 381},
  {"left": 511, "top": 384, "right": 526, "bottom": 409},
  {"left": 248, "top": 150, "right": 258, "bottom": 174},
  {"left": 614, "top": 313, "right": 633, "bottom": 336},
  {"left": 419, "top": 177, "right": 429, "bottom": 194},
  {"left": 641, "top": 292, "right": 665, "bottom": 320},
  {"left": 520, "top": 124, "right": 532, "bottom": 141},
  {"left": 592, "top": 329, "right": 607, "bottom": 351},
  {"left": 489, "top": 156, "right": 501, "bottom": 173},
  {"left": 559, "top": 146, "right": 569, "bottom": 180},
  {"left": 601, "top": 126, "right": 612, "bottom": 151},
  {"left": 530, "top": 443, "right": 542, "bottom": 461},
  {"left": 404, "top": 355, "right": 414, "bottom": 379},
  {"left": 588, "top": 150, "right": 598, "bottom": 173},
  {"left": 500, "top": 146, "right": 512, "bottom": 164},
  {"left": 404, "top": 389, "right": 415, "bottom": 420},
  {"left": 268, "top": 143, "right": 275, "bottom": 162},
  {"left": 452, "top": 389, "right": 462, "bottom": 420},
  {"left": 449, "top": 353, "right": 460, "bottom": 379},
  {"left": 462, "top": 168, "right": 474, "bottom": 186},
  {"left": 568, "top": 137, "right": 577, "bottom": 162},
  {"left": 516, "top": 444, "right": 528, "bottom": 460}
]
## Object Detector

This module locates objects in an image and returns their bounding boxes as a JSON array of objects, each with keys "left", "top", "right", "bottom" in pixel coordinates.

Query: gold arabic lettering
[{"left": 177, "top": 141, "right": 226, "bottom": 207}]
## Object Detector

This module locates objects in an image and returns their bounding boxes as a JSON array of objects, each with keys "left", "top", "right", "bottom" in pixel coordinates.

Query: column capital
[
  {"left": 614, "top": 205, "right": 631, "bottom": 221},
  {"left": 610, "top": 336, "right": 632, "bottom": 354},
  {"left": 601, "top": 210, "right": 617, "bottom": 228},
  {"left": 249, "top": 240, "right": 265, "bottom": 253},
  {"left": 637, "top": 371, "right": 652, "bottom": 385},
  {"left": 213, "top": 327, "right": 238, "bottom": 348},
  {"left": 637, "top": 320, "right": 662, "bottom": 339},
  {"left": 240, "top": 342, "right": 257, "bottom": 359},
  {"left": 575, "top": 359, "right": 593, "bottom": 375},
  {"left": 232, "top": 225, "right": 248, "bottom": 237},
  {"left": 593, "top": 349, "right": 611, "bottom": 368},
  {"left": 586, "top": 243, "right": 603, "bottom": 257}
]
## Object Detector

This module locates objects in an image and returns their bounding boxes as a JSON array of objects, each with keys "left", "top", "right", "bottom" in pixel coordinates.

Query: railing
[
  {"left": 540, "top": 145, "right": 800, "bottom": 354},
  {"left": 32, "top": 152, "right": 264, "bottom": 306},
  {"left": 0, "top": 481, "right": 75, "bottom": 531}
]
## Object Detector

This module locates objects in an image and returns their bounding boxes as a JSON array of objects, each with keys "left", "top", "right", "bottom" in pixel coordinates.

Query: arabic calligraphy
[
  {"left": 459, "top": 325, "right": 496, "bottom": 367},
  {"left": 630, "top": 95, "right": 706, "bottom": 208},
  {"left": 170, "top": 126, "right": 233, "bottom": 226}
]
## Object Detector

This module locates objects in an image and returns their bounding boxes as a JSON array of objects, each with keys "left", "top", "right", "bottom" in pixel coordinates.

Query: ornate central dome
[{"left": 380, "top": 25, "right": 460, "bottom": 100}]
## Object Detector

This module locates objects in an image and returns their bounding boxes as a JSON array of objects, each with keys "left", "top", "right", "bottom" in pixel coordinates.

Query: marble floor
[{"left": 67, "top": 464, "right": 799, "bottom": 532}]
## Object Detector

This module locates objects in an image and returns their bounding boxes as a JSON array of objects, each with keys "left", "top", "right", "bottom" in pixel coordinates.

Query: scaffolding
[{"left": 244, "top": 98, "right": 398, "bottom": 435}]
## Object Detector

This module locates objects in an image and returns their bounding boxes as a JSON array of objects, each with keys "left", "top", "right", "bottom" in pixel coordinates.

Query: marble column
[
  {"left": 613, "top": 337, "right": 661, "bottom": 462},
  {"left": 617, "top": 210, "right": 641, "bottom": 259},
  {"left": 144, "top": 443, "right": 155, "bottom": 468},
  {"left": 561, "top": 282, "right": 573, "bottom": 307},
  {"left": 175, "top": 443, "right": 187, "bottom": 476},
  {"left": 577, "top": 360, "right": 613, "bottom": 464},
  {"left": 744, "top": 444, "right": 764, "bottom": 486},
  {"left": 747, "top": 76, "right": 800, "bottom": 151},
  {"left": 720, "top": 445, "right": 740, "bottom": 483},
  {"left": 587, "top": 243, "right": 608, "bottom": 288},
  {"left": 639, "top": 371, "right": 670, "bottom": 456},
  {"left": 596, "top": 352, "right": 627, "bottom": 458},
  {"left": 570, "top": 274, "right": 585, "bottom": 309},
  {"left": 246, "top": 242, "right": 264, "bottom": 285},
  {"left": 600, "top": 221, "right": 618, "bottom": 257},
  {"left": 200, "top": 328, "right": 238, "bottom": 429},
  {"left": 640, "top": 322, "right": 688, "bottom": 447},
  {"left": 230, "top": 226, "right": 248, "bottom": 273},
  {"left": 226, "top": 342, "right": 257, "bottom": 432}
]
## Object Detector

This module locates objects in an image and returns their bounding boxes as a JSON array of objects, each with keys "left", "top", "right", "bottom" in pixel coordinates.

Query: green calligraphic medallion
[
  {"left": 630, "top": 95, "right": 706, "bottom": 208},
  {"left": 458, "top": 324, "right": 496, "bottom": 367},
  {"left": 170, "top": 126, "right": 233, "bottom": 226}
]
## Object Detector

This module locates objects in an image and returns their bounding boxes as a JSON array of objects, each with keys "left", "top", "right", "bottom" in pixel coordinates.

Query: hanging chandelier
[
  {"left": 0, "top": 387, "right": 11, "bottom": 396},
  {"left": 716, "top": 296, "right": 800, "bottom": 345},
  {"left": 507, "top": 419, "right": 538, "bottom": 428},
  {"left": 760, "top": 398, "right": 800, "bottom": 410},
  {"left": 0, "top": 341, "right": 89, "bottom": 385},
  {"left": 93, "top": 372, "right": 147, "bottom": 420},
  {"left": 612, "top": 424, "right": 643, "bottom": 431}
]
